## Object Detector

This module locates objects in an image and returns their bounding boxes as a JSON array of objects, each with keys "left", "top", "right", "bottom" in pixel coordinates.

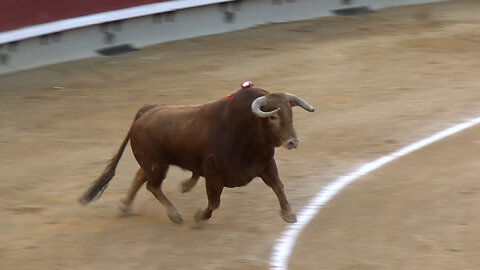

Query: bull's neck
[{"left": 229, "top": 117, "right": 274, "bottom": 157}]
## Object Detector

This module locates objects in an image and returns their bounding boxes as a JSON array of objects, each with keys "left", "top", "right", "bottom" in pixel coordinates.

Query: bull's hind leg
[
  {"left": 180, "top": 173, "right": 200, "bottom": 193},
  {"left": 120, "top": 168, "right": 148, "bottom": 214},
  {"left": 146, "top": 164, "right": 184, "bottom": 224}
]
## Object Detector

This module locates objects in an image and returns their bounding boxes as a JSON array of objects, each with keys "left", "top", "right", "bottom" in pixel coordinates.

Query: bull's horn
[
  {"left": 286, "top": 93, "right": 315, "bottom": 112},
  {"left": 251, "top": 96, "right": 280, "bottom": 118}
]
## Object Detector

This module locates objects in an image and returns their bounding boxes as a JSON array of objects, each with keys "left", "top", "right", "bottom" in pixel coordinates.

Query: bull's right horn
[
  {"left": 251, "top": 96, "right": 280, "bottom": 118},
  {"left": 286, "top": 93, "right": 315, "bottom": 112}
]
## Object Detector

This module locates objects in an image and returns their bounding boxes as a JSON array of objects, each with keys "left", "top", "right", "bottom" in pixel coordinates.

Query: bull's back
[{"left": 130, "top": 104, "right": 210, "bottom": 174}]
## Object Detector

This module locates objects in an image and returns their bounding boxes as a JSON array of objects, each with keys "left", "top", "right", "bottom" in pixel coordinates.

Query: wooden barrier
[{"left": 0, "top": 0, "right": 445, "bottom": 75}]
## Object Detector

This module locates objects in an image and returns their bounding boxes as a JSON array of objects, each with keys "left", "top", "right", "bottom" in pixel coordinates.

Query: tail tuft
[
  {"left": 79, "top": 169, "right": 115, "bottom": 205},
  {"left": 79, "top": 105, "right": 155, "bottom": 206}
]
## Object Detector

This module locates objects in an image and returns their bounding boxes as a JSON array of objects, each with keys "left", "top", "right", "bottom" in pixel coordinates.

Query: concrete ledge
[{"left": 0, "top": 0, "right": 445, "bottom": 75}]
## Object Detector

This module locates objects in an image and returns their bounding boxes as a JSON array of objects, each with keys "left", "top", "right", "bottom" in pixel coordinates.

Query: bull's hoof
[
  {"left": 118, "top": 199, "right": 131, "bottom": 216},
  {"left": 167, "top": 210, "right": 184, "bottom": 224},
  {"left": 193, "top": 209, "right": 207, "bottom": 228},
  {"left": 281, "top": 210, "right": 297, "bottom": 223},
  {"left": 180, "top": 179, "right": 196, "bottom": 193}
]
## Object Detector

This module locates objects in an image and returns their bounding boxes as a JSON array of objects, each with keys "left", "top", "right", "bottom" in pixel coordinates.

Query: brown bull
[{"left": 79, "top": 87, "right": 314, "bottom": 224}]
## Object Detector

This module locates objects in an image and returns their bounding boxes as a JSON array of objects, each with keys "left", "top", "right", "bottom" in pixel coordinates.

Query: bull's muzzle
[{"left": 284, "top": 138, "right": 299, "bottom": 150}]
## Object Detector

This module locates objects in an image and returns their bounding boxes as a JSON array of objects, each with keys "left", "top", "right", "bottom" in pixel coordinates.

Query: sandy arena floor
[{"left": 0, "top": 1, "right": 479, "bottom": 269}]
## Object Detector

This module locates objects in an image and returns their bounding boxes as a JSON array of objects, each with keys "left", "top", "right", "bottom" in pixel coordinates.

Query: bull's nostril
[{"left": 286, "top": 139, "right": 299, "bottom": 149}]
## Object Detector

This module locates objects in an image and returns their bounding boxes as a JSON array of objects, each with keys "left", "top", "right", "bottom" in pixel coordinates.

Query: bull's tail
[
  {"left": 79, "top": 129, "right": 131, "bottom": 205},
  {"left": 79, "top": 105, "right": 156, "bottom": 206}
]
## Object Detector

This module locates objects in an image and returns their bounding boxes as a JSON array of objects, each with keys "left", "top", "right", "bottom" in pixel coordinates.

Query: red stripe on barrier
[{"left": 0, "top": 0, "right": 170, "bottom": 32}]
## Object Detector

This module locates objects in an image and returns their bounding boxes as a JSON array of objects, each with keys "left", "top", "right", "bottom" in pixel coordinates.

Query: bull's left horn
[
  {"left": 286, "top": 93, "right": 315, "bottom": 112},
  {"left": 251, "top": 96, "right": 280, "bottom": 118}
]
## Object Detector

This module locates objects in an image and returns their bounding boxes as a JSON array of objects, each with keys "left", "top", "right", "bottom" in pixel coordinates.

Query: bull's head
[{"left": 251, "top": 93, "right": 314, "bottom": 149}]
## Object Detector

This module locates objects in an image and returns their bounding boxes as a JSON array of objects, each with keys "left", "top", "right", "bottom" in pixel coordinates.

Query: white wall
[{"left": 0, "top": 0, "right": 445, "bottom": 75}]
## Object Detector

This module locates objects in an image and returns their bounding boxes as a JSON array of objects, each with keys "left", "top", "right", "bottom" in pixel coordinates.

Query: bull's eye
[{"left": 269, "top": 115, "right": 279, "bottom": 122}]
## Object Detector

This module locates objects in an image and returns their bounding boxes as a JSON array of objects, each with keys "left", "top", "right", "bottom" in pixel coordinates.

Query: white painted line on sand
[{"left": 270, "top": 115, "right": 480, "bottom": 270}]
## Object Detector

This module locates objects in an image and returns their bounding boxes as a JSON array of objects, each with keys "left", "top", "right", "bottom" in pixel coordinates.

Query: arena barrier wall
[{"left": 0, "top": 0, "right": 445, "bottom": 75}]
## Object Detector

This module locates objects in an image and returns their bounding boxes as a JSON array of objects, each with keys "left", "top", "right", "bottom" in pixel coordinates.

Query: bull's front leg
[
  {"left": 194, "top": 178, "right": 224, "bottom": 227},
  {"left": 260, "top": 159, "right": 297, "bottom": 223}
]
